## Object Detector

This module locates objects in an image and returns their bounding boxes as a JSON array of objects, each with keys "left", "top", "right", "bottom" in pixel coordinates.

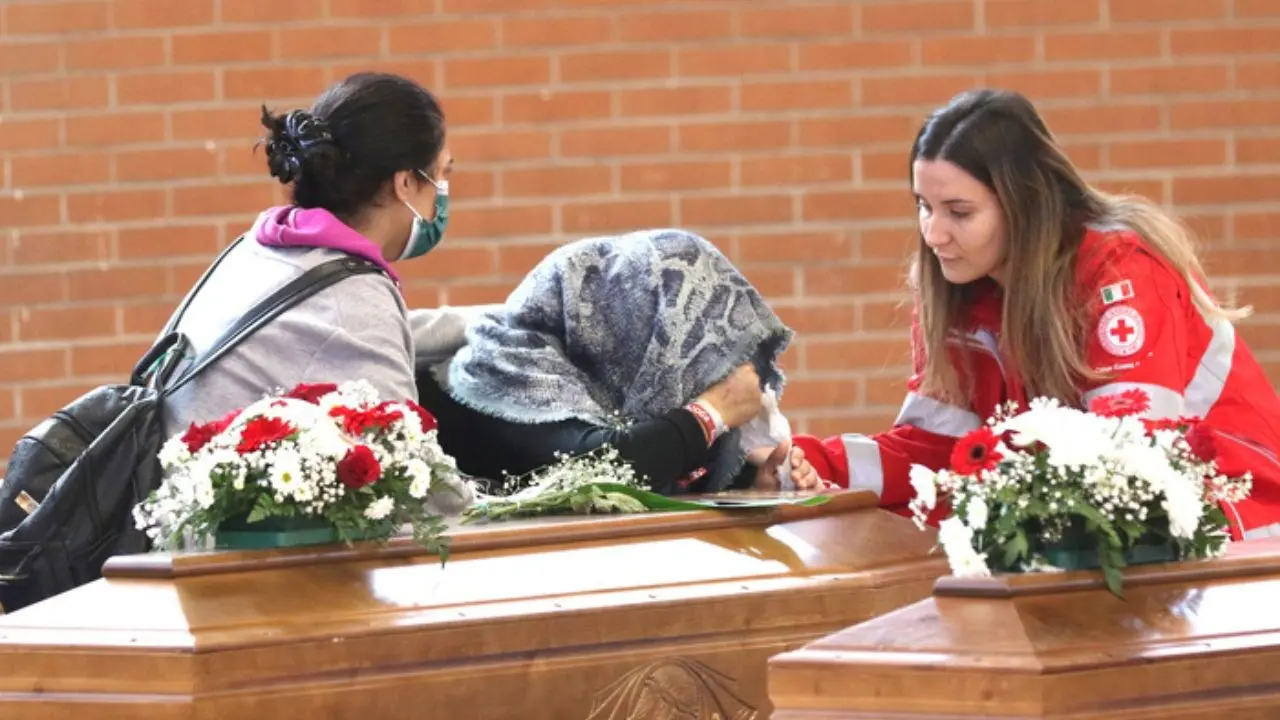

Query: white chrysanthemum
[
  {"left": 364, "top": 496, "right": 395, "bottom": 520},
  {"left": 1163, "top": 473, "right": 1205, "bottom": 539},
  {"left": 158, "top": 436, "right": 190, "bottom": 469},
  {"left": 269, "top": 450, "right": 305, "bottom": 497},
  {"left": 909, "top": 464, "right": 938, "bottom": 510},
  {"left": 965, "top": 498, "right": 989, "bottom": 530},
  {"left": 937, "top": 517, "right": 991, "bottom": 577},
  {"left": 405, "top": 459, "right": 432, "bottom": 499}
]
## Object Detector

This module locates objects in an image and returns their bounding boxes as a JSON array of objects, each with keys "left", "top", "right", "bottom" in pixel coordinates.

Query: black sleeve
[{"left": 418, "top": 367, "right": 717, "bottom": 495}]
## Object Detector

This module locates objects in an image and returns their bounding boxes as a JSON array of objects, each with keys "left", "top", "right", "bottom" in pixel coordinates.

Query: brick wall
[{"left": 2, "top": 0, "right": 1279, "bottom": 467}]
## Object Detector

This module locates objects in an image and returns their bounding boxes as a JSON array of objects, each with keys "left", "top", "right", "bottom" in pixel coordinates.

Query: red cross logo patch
[{"left": 1097, "top": 305, "right": 1145, "bottom": 357}]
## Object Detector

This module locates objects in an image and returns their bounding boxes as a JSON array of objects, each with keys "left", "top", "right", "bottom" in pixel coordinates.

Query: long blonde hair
[{"left": 910, "top": 89, "right": 1248, "bottom": 407}]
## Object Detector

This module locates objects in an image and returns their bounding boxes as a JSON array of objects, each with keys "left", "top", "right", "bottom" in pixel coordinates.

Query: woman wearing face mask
[
  {"left": 793, "top": 89, "right": 1280, "bottom": 541},
  {"left": 160, "top": 72, "right": 453, "bottom": 442},
  {"left": 417, "top": 229, "right": 823, "bottom": 495}
]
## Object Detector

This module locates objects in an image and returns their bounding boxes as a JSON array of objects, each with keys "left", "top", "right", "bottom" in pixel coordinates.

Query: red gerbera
[
  {"left": 1088, "top": 388, "right": 1151, "bottom": 418},
  {"left": 405, "top": 400, "right": 438, "bottom": 432},
  {"left": 284, "top": 382, "right": 339, "bottom": 404},
  {"left": 179, "top": 408, "right": 242, "bottom": 453},
  {"left": 236, "top": 416, "right": 297, "bottom": 454},
  {"left": 951, "top": 426, "right": 1003, "bottom": 475}
]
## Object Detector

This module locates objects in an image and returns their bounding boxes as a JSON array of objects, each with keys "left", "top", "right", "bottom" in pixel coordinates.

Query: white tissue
[{"left": 737, "top": 388, "right": 794, "bottom": 490}]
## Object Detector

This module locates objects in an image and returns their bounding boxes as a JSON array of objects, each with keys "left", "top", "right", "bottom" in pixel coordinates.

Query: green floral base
[
  {"left": 1039, "top": 538, "right": 1178, "bottom": 571},
  {"left": 214, "top": 514, "right": 384, "bottom": 550}
]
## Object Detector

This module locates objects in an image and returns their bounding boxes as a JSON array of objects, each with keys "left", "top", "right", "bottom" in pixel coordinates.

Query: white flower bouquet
[
  {"left": 909, "top": 388, "right": 1252, "bottom": 595},
  {"left": 133, "top": 380, "right": 461, "bottom": 556}
]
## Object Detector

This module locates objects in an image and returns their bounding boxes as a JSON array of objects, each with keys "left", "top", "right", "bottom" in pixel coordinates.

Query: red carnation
[
  {"left": 1141, "top": 415, "right": 1201, "bottom": 436},
  {"left": 951, "top": 426, "right": 1003, "bottom": 475},
  {"left": 285, "top": 382, "right": 339, "bottom": 404},
  {"left": 337, "top": 445, "right": 382, "bottom": 489},
  {"left": 236, "top": 416, "right": 297, "bottom": 454},
  {"left": 1185, "top": 424, "right": 1218, "bottom": 463},
  {"left": 1088, "top": 388, "right": 1151, "bottom": 418},
  {"left": 405, "top": 400, "right": 437, "bottom": 432},
  {"left": 329, "top": 403, "right": 403, "bottom": 436}
]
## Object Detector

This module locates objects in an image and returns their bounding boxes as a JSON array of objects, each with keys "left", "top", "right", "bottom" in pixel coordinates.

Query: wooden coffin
[
  {"left": 768, "top": 536, "right": 1280, "bottom": 719},
  {"left": 0, "top": 490, "right": 947, "bottom": 719}
]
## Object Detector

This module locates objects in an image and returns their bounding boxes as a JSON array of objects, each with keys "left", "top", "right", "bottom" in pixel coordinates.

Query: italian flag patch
[{"left": 1100, "top": 280, "right": 1134, "bottom": 305}]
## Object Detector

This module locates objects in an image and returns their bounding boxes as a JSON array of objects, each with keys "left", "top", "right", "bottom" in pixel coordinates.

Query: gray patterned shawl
[{"left": 440, "top": 229, "right": 793, "bottom": 491}]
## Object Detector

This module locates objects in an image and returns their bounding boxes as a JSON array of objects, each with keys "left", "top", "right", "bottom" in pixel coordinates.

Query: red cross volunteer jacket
[{"left": 793, "top": 225, "right": 1280, "bottom": 541}]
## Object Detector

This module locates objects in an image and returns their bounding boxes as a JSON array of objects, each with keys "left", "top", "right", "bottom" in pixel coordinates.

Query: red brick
[
  {"left": 620, "top": 161, "right": 731, "bottom": 192},
  {"left": 861, "top": 74, "right": 980, "bottom": 107},
  {"left": 118, "top": 225, "right": 221, "bottom": 259},
  {"left": 619, "top": 10, "right": 732, "bottom": 42},
  {"left": 0, "top": 118, "right": 59, "bottom": 152},
  {"left": 4, "top": 1, "right": 109, "bottom": 35},
  {"left": 450, "top": 130, "right": 551, "bottom": 162},
  {"left": 503, "top": 16, "right": 613, "bottom": 47},
  {"left": 444, "top": 56, "right": 550, "bottom": 88},
  {"left": 804, "top": 189, "right": 911, "bottom": 221},
  {"left": 67, "top": 267, "right": 169, "bottom": 301},
  {"left": 14, "top": 152, "right": 109, "bottom": 190},
  {"left": 1110, "top": 64, "right": 1230, "bottom": 95},
  {"left": 679, "top": 121, "right": 790, "bottom": 152},
  {"left": 773, "top": 302, "right": 858, "bottom": 334},
  {"left": 1236, "top": 212, "right": 1280, "bottom": 240},
  {"left": 1040, "top": 103, "right": 1163, "bottom": 135},
  {"left": 1237, "top": 138, "right": 1280, "bottom": 165},
  {"left": 1045, "top": 31, "right": 1162, "bottom": 60},
  {"left": 328, "top": 60, "right": 437, "bottom": 88},
  {"left": 984, "top": 0, "right": 1102, "bottom": 27},
  {"left": 0, "top": 40, "right": 61, "bottom": 75},
  {"left": 443, "top": 96, "right": 496, "bottom": 126},
  {"left": 679, "top": 45, "right": 792, "bottom": 77},
  {"left": 562, "top": 126, "right": 671, "bottom": 157},
  {"left": 172, "top": 31, "right": 272, "bottom": 64},
  {"left": 173, "top": 182, "right": 275, "bottom": 217},
  {"left": 860, "top": 229, "right": 917, "bottom": 262},
  {"left": 441, "top": 281, "right": 512, "bottom": 306},
  {"left": 173, "top": 107, "right": 260, "bottom": 141},
  {"left": 16, "top": 306, "right": 118, "bottom": 342},
  {"left": 561, "top": 50, "right": 671, "bottom": 82},
  {"left": 1170, "top": 99, "right": 1280, "bottom": 130},
  {"left": 0, "top": 272, "right": 67, "bottom": 305},
  {"left": 739, "top": 5, "right": 856, "bottom": 38},
  {"left": 1110, "top": 0, "right": 1227, "bottom": 22},
  {"left": 804, "top": 337, "right": 911, "bottom": 371},
  {"left": 10, "top": 76, "right": 109, "bottom": 111},
  {"left": 65, "top": 111, "right": 167, "bottom": 147},
  {"left": 739, "top": 232, "right": 855, "bottom": 264},
  {"left": 329, "top": 0, "right": 423, "bottom": 16},
  {"left": 446, "top": 205, "right": 553, "bottom": 240},
  {"left": 1094, "top": 179, "right": 1167, "bottom": 202},
  {"left": 785, "top": 378, "right": 861, "bottom": 410},
  {"left": 67, "top": 189, "right": 168, "bottom": 223},
  {"left": 1238, "top": 60, "right": 1280, "bottom": 90},
  {"left": 497, "top": 243, "right": 563, "bottom": 276},
  {"left": 117, "top": 147, "right": 220, "bottom": 182},
  {"left": 806, "top": 264, "right": 911, "bottom": 295},
  {"left": 741, "top": 267, "right": 797, "bottom": 297},
  {"left": 111, "top": 0, "right": 212, "bottom": 27},
  {"left": 120, "top": 302, "right": 176, "bottom": 335},
  {"left": 799, "top": 114, "right": 919, "bottom": 146},
  {"left": 1237, "top": 0, "right": 1280, "bottom": 16},
  {"left": 388, "top": 20, "right": 498, "bottom": 54},
  {"left": 504, "top": 166, "right": 612, "bottom": 198},
  {"left": 798, "top": 40, "right": 914, "bottom": 70},
  {"left": 450, "top": 169, "right": 497, "bottom": 201},
  {"left": 1171, "top": 27, "right": 1280, "bottom": 55},
  {"left": 862, "top": 1, "right": 975, "bottom": 32},
  {"left": 0, "top": 194, "right": 61, "bottom": 228},
  {"left": 219, "top": 0, "right": 322, "bottom": 23},
  {"left": 69, "top": 341, "right": 153, "bottom": 378},
  {"left": 224, "top": 67, "right": 328, "bottom": 100},
  {"left": 1109, "top": 139, "right": 1227, "bottom": 169},
  {"left": 621, "top": 86, "right": 734, "bottom": 116},
  {"left": 399, "top": 247, "right": 497, "bottom": 280},
  {"left": 861, "top": 148, "right": 911, "bottom": 182},
  {"left": 741, "top": 80, "right": 853, "bottom": 112},
  {"left": 280, "top": 26, "right": 382, "bottom": 59},
  {"left": 9, "top": 230, "right": 113, "bottom": 266},
  {"left": 0, "top": 347, "right": 69, "bottom": 382},
  {"left": 20, "top": 384, "right": 108, "bottom": 421},
  {"left": 983, "top": 69, "right": 1103, "bottom": 99},
  {"left": 682, "top": 195, "right": 792, "bottom": 227},
  {"left": 1173, "top": 174, "right": 1280, "bottom": 206},
  {"left": 503, "top": 91, "right": 609, "bottom": 124},
  {"left": 117, "top": 71, "right": 217, "bottom": 105},
  {"left": 922, "top": 35, "right": 1036, "bottom": 65},
  {"left": 562, "top": 200, "right": 673, "bottom": 234},
  {"left": 742, "top": 154, "right": 853, "bottom": 186}
]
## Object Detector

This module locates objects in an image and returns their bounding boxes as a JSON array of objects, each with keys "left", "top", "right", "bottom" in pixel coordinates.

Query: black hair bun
[{"left": 259, "top": 106, "right": 336, "bottom": 185}]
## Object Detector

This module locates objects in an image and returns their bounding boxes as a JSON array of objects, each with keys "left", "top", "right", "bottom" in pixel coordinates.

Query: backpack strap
[
  {"left": 159, "top": 256, "right": 383, "bottom": 398},
  {"left": 161, "top": 235, "right": 246, "bottom": 337}
]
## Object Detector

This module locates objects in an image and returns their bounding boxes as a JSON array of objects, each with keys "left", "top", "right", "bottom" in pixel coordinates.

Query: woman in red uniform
[{"left": 793, "top": 89, "right": 1280, "bottom": 541}]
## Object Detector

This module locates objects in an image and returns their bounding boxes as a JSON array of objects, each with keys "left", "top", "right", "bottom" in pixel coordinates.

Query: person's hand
[
  {"left": 695, "top": 364, "right": 763, "bottom": 429},
  {"left": 747, "top": 443, "right": 822, "bottom": 490}
]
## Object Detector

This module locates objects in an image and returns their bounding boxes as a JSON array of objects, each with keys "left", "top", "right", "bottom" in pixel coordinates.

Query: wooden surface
[
  {"left": 768, "top": 537, "right": 1280, "bottom": 719},
  {"left": 0, "top": 490, "right": 947, "bottom": 719}
]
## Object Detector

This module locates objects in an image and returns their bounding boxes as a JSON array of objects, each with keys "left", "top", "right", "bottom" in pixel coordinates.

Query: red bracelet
[{"left": 685, "top": 401, "right": 723, "bottom": 446}]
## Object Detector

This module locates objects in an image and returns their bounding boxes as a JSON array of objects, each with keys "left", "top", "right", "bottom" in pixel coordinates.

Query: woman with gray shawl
[{"left": 417, "top": 229, "right": 820, "bottom": 495}]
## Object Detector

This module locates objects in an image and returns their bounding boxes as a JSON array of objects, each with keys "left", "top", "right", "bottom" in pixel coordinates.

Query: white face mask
[{"left": 737, "top": 388, "right": 794, "bottom": 489}]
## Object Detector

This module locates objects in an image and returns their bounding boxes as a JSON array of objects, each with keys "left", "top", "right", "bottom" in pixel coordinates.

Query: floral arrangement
[
  {"left": 908, "top": 389, "right": 1252, "bottom": 595},
  {"left": 461, "top": 445, "right": 830, "bottom": 524},
  {"left": 134, "top": 380, "right": 460, "bottom": 556}
]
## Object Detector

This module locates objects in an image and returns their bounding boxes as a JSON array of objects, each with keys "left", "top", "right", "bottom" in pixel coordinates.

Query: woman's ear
[{"left": 390, "top": 169, "right": 416, "bottom": 204}]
